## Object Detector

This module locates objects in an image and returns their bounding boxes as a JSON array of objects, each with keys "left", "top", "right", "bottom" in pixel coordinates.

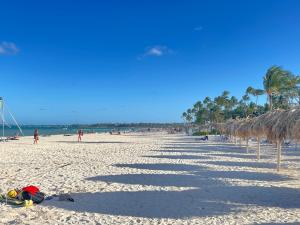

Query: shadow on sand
[
  {"left": 54, "top": 141, "right": 128, "bottom": 144},
  {"left": 152, "top": 149, "right": 208, "bottom": 154},
  {"left": 44, "top": 138, "right": 300, "bottom": 219},
  {"left": 162, "top": 144, "right": 256, "bottom": 154},
  {"left": 143, "top": 155, "right": 210, "bottom": 160},
  {"left": 201, "top": 160, "right": 276, "bottom": 169},
  {"left": 211, "top": 153, "right": 270, "bottom": 160},
  {"left": 46, "top": 175, "right": 300, "bottom": 218},
  {"left": 256, "top": 223, "right": 300, "bottom": 225},
  {"left": 114, "top": 163, "right": 205, "bottom": 171},
  {"left": 87, "top": 168, "right": 289, "bottom": 185},
  {"left": 113, "top": 163, "right": 286, "bottom": 181}
]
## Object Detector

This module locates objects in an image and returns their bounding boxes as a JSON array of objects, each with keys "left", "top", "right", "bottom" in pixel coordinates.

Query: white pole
[
  {"left": 7, "top": 106, "right": 23, "bottom": 136},
  {"left": 246, "top": 138, "right": 249, "bottom": 153},
  {"left": 2, "top": 98, "right": 4, "bottom": 140}
]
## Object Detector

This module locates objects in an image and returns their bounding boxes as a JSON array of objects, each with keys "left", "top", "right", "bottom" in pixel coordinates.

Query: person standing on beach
[
  {"left": 33, "top": 129, "right": 39, "bottom": 144},
  {"left": 78, "top": 129, "right": 83, "bottom": 142}
]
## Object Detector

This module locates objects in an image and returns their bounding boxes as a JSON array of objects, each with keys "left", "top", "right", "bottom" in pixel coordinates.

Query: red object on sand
[{"left": 22, "top": 186, "right": 40, "bottom": 195}]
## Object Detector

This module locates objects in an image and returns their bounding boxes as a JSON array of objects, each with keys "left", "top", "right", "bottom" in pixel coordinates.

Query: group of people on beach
[{"left": 32, "top": 129, "right": 84, "bottom": 144}]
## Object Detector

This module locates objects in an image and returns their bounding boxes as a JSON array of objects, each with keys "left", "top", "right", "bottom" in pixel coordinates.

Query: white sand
[{"left": 0, "top": 133, "right": 300, "bottom": 225}]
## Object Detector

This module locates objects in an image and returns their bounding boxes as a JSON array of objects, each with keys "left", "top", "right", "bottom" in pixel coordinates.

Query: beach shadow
[
  {"left": 212, "top": 153, "right": 270, "bottom": 160},
  {"left": 143, "top": 155, "right": 210, "bottom": 160},
  {"left": 162, "top": 137, "right": 207, "bottom": 142},
  {"left": 45, "top": 185, "right": 300, "bottom": 218},
  {"left": 86, "top": 174, "right": 221, "bottom": 187},
  {"left": 163, "top": 146, "right": 205, "bottom": 150},
  {"left": 114, "top": 163, "right": 205, "bottom": 172},
  {"left": 87, "top": 169, "right": 289, "bottom": 187},
  {"left": 284, "top": 150, "right": 300, "bottom": 157},
  {"left": 202, "top": 160, "right": 276, "bottom": 169},
  {"left": 151, "top": 149, "right": 211, "bottom": 154},
  {"left": 44, "top": 189, "right": 235, "bottom": 218},
  {"left": 193, "top": 170, "right": 289, "bottom": 181},
  {"left": 256, "top": 223, "right": 300, "bottom": 225},
  {"left": 162, "top": 144, "right": 252, "bottom": 154},
  {"left": 55, "top": 141, "right": 128, "bottom": 144}
]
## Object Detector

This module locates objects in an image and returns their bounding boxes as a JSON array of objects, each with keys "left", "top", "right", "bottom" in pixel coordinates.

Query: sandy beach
[{"left": 0, "top": 132, "right": 300, "bottom": 225}]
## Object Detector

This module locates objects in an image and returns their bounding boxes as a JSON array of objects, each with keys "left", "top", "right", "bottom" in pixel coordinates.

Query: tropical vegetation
[{"left": 182, "top": 66, "right": 300, "bottom": 125}]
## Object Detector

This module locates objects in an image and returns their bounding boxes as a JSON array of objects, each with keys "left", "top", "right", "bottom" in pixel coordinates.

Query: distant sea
[{"left": 1, "top": 125, "right": 135, "bottom": 137}]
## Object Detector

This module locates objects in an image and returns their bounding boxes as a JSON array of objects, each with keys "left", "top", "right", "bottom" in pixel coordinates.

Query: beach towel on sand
[
  {"left": 20, "top": 186, "right": 45, "bottom": 204},
  {"left": 0, "top": 194, "right": 25, "bottom": 206},
  {"left": 1, "top": 186, "right": 45, "bottom": 206}
]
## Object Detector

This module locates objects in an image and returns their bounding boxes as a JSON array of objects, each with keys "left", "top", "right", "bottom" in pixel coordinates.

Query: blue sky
[{"left": 0, "top": 0, "right": 300, "bottom": 124}]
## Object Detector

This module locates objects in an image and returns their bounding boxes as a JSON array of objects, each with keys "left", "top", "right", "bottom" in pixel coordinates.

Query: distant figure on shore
[
  {"left": 78, "top": 129, "right": 83, "bottom": 142},
  {"left": 200, "top": 135, "right": 208, "bottom": 141},
  {"left": 109, "top": 129, "right": 121, "bottom": 135},
  {"left": 33, "top": 129, "right": 39, "bottom": 144}
]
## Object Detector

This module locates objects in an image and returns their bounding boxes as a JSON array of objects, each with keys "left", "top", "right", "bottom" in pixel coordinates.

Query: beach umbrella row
[{"left": 216, "top": 107, "right": 300, "bottom": 171}]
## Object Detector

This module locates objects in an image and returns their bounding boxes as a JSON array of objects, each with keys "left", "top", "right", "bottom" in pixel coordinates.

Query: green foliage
[
  {"left": 263, "top": 66, "right": 300, "bottom": 110},
  {"left": 183, "top": 65, "right": 300, "bottom": 125},
  {"left": 193, "top": 131, "right": 208, "bottom": 136},
  {"left": 193, "top": 129, "right": 220, "bottom": 136}
]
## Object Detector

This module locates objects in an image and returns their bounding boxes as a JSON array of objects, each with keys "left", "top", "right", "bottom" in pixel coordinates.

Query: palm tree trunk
[{"left": 269, "top": 94, "right": 273, "bottom": 110}]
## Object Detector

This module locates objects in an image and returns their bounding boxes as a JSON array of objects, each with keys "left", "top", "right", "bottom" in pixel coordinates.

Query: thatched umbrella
[
  {"left": 290, "top": 112, "right": 300, "bottom": 150},
  {"left": 273, "top": 107, "right": 300, "bottom": 141},
  {"left": 213, "top": 122, "right": 226, "bottom": 139},
  {"left": 228, "top": 119, "right": 242, "bottom": 144},
  {"left": 214, "top": 108, "right": 300, "bottom": 172},
  {"left": 250, "top": 109, "right": 284, "bottom": 161},
  {"left": 222, "top": 120, "right": 234, "bottom": 141},
  {"left": 271, "top": 107, "right": 300, "bottom": 171},
  {"left": 251, "top": 110, "right": 284, "bottom": 140},
  {"left": 236, "top": 118, "right": 254, "bottom": 153}
]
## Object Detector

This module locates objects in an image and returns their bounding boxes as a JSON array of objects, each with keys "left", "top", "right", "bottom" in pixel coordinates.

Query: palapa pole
[
  {"left": 257, "top": 137, "right": 261, "bottom": 160},
  {"left": 277, "top": 140, "right": 282, "bottom": 171}
]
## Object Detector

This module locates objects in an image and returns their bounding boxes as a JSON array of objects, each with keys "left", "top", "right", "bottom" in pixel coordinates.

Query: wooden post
[
  {"left": 257, "top": 137, "right": 261, "bottom": 160},
  {"left": 277, "top": 140, "right": 282, "bottom": 172},
  {"left": 246, "top": 138, "right": 249, "bottom": 153}
]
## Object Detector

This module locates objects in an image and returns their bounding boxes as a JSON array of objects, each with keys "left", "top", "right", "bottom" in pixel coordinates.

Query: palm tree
[
  {"left": 246, "top": 86, "right": 264, "bottom": 106},
  {"left": 280, "top": 74, "right": 300, "bottom": 106},
  {"left": 182, "top": 110, "right": 193, "bottom": 123},
  {"left": 263, "top": 66, "right": 288, "bottom": 110}
]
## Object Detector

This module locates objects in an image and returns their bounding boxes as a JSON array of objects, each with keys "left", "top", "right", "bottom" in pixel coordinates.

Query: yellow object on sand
[
  {"left": 7, "top": 190, "right": 17, "bottom": 198},
  {"left": 24, "top": 200, "right": 33, "bottom": 207}
]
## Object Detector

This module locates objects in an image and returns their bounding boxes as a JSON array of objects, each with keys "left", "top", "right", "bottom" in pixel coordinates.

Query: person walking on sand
[
  {"left": 33, "top": 129, "right": 39, "bottom": 144},
  {"left": 78, "top": 129, "right": 83, "bottom": 142}
]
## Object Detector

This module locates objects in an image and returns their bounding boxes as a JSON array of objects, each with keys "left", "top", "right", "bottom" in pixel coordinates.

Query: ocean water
[{"left": 0, "top": 125, "right": 134, "bottom": 137}]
